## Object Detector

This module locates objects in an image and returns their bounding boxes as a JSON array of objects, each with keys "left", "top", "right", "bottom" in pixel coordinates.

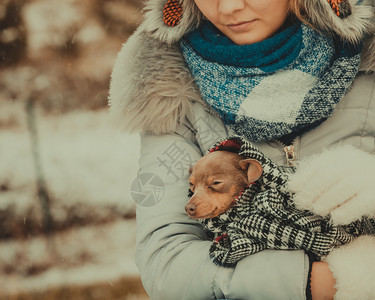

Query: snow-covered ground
[
  {"left": 0, "top": 0, "right": 148, "bottom": 297},
  {"left": 1, "top": 220, "right": 141, "bottom": 296},
  {"left": 0, "top": 102, "right": 145, "bottom": 298},
  {"left": 0, "top": 102, "right": 140, "bottom": 230}
]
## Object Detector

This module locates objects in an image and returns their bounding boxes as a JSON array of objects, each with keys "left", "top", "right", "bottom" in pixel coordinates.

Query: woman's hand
[
  {"left": 310, "top": 262, "right": 336, "bottom": 300},
  {"left": 288, "top": 145, "right": 375, "bottom": 225}
]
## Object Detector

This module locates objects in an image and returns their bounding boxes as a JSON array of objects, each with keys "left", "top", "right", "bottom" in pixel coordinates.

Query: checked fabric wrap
[{"left": 197, "top": 137, "right": 375, "bottom": 267}]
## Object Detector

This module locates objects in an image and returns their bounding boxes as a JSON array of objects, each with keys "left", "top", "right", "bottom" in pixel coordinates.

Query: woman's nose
[{"left": 218, "top": 0, "right": 246, "bottom": 15}]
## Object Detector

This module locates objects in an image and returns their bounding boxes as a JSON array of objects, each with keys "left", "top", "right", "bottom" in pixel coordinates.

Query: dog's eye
[{"left": 213, "top": 181, "right": 223, "bottom": 185}]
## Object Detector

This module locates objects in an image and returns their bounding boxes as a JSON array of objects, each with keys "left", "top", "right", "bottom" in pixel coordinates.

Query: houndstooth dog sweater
[{"left": 197, "top": 136, "right": 375, "bottom": 267}]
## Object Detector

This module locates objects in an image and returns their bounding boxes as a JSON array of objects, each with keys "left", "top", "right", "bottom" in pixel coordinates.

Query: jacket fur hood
[{"left": 109, "top": 0, "right": 375, "bottom": 134}]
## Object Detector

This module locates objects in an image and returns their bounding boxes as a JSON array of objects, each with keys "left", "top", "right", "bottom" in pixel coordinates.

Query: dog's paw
[{"left": 289, "top": 146, "right": 375, "bottom": 223}]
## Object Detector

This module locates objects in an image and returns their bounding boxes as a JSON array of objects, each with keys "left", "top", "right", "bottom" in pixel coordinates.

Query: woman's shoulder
[{"left": 108, "top": 27, "right": 204, "bottom": 134}]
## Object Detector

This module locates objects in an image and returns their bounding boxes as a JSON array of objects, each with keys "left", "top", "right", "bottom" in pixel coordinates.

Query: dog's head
[{"left": 185, "top": 150, "right": 263, "bottom": 219}]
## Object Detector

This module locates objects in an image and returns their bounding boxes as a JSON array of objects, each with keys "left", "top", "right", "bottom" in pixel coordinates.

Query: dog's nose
[{"left": 185, "top": 203, "right": 197, "bottom": 215}]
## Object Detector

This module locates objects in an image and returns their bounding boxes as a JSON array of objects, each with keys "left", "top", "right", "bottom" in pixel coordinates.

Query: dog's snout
[{"left": 185, "top": 203, "right": 197, "bottom": 215}]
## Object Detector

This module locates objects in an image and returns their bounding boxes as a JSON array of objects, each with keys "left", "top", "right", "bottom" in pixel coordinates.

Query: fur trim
[
  {"left": 140, "top": 0, "right": 375, "bottom": 70},
  {"left": 362, "top": 35, "right": 375, "bottom": 72},
  {"left": 299, "top": 0, "right": 374, "bottom": 43},
  {"left": 141, "top": 0, "right": 201, "bottom": 44},
  {"left": 324, "top": 236, "right": 375, "bottom": 300},
  {"left": 108, "top": 28, "right": 204, "bottom": 134},
  {"left": 140, "top": 0, "right": 375, "bottom": 44}
]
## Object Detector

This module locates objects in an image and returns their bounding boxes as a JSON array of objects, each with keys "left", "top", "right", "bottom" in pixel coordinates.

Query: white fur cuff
[
  {"left": 324, "top": 236, "right": 375, "bottom": 300},
  {"left": 288, "top": 145, "right": 375, "bottom": 225}
]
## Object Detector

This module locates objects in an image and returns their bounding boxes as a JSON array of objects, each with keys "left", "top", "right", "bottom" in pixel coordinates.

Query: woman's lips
[{"left": 227, "top": 20, "right": 255, "bottom": 32}]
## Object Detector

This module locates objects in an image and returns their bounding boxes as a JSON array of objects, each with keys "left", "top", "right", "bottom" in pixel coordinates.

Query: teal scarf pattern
[{"left": 181, "top": 21, "right": 362, "bottom": 142}]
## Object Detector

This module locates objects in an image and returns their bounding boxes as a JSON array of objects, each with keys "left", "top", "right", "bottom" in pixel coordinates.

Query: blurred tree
[
  {"left": 94, "top": 0, "right": 142, "bottom": 37},
  {"left": 0, "top": 0, "right": 27, "bottom": 67}
]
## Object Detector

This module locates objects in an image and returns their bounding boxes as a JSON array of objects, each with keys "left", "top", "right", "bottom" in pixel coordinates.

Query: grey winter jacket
[{"left": 109, "top": 0, "right": 375, "bottom": 299}]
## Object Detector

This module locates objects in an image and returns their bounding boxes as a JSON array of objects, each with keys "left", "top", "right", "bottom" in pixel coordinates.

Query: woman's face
[{"left": 193, "top": 0, "right": 290, "bottom": 45}]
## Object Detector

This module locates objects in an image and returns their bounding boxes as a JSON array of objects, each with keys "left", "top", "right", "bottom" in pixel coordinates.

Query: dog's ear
[
  {"left": 239, "top": 159, "right": 263, "bottom": 184},
  {"left": 188, "top": 165, "right": 194, "bottom": 174}
]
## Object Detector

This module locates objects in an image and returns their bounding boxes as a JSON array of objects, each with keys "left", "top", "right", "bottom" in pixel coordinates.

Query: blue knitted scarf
[{"left": 181, "top": 21, "right": 362, "bottom": 142}]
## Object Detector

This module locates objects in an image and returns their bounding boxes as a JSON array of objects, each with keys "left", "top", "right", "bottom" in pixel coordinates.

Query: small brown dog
[{"left": 185, "top": 150, "right": 263, "bottom": 219}]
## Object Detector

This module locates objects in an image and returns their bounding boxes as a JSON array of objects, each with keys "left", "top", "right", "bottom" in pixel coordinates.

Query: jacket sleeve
[{"left": 134, "top": 108, "right": 310, "bottom": 300}]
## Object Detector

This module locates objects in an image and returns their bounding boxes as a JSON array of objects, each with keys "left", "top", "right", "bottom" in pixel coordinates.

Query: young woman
[{"left": 109, "top": 0, "right": 375, "bottom": 299}]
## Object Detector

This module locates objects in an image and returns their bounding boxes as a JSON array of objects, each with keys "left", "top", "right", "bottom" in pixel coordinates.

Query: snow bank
[
  {"left": 1, "top": 219, "right": 141, "bottom": 296},
  {"left": 0, "top": 102, "right": 140, "bottom": 235}
]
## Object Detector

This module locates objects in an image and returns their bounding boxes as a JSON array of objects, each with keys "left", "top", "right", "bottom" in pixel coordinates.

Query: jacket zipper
[
  {"left": 278, "top": 139, "right": 297, "bottom": 167},
  {"left": 283, "top": 145, "right": 296, "bottom": 166}
]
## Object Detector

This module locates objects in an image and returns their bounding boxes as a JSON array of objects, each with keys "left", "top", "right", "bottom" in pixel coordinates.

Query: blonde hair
[
  {"left": 289, "top": 0, "right": 316, "bottom": 29},
  {"left": 289, "top": 0, "right": 304, "bottom": 20}
]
